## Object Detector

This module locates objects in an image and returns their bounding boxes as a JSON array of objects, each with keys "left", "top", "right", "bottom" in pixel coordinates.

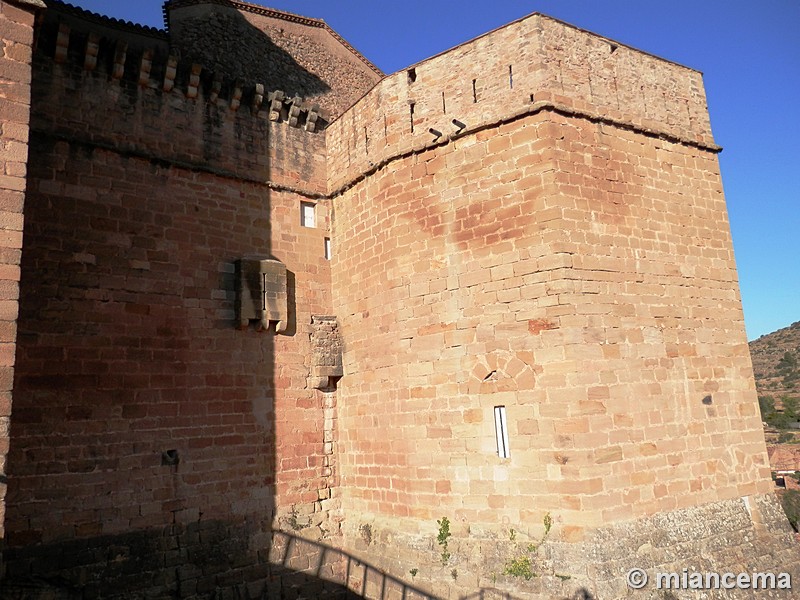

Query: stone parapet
[
  {"left": 33, "top": 1, "right": 332, "bottom": 194},
  {"left": 327, "top": 13, "right": 716, "bottom": 194}
]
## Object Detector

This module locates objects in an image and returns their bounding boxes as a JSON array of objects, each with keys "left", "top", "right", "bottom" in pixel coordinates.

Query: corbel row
[{"left": 52, "top": 22, "right": 325, "bottom": 132}]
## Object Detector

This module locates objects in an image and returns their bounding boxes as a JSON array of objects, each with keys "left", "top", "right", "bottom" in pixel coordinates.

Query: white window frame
[{"left": 301, "top": 202, "right": 315, "bottom": 228}]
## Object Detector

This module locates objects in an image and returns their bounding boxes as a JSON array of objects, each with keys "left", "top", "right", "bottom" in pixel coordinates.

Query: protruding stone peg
[
  {"left": 305, "top": 109, "right": 319, "bottom": 133},
  {"left": 163, "top": 55, "right": 177, "bottom": 92},
  {"left": 139, "top": 49, "right": 153, "bottom": 87},
  {"left": 112, "top": 41, "right": 128, "bottom": 80},
  {"left": 209, "top": 72, "right": 223, "bottom": 103},
  {"left": 187, "top": 63, "right": 202, "bottom": 99},
  {"left": 55, "top": 23, "right": 70, "bottom": 64},
  {"left": 268, "top": 90, "right": 284, "bottom": 121},
  {"left": 84, "top": 33, "right": 99, "bottom": 71},
  {"left": 230, "top": 83, "right": 242, "bottom": 111},
  {"left": 253, "top": 83, "right": 264, "bottom": 112},
  {"left": 288, "top": 96, "right": 302, "bottom": 127}
]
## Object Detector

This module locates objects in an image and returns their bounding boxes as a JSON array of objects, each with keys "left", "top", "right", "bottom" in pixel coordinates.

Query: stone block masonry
[
  {"left": 0, "top": 0, "right": 45, "bottom": 578},
  {"left": 0, "top": 1, "right": 796, "bottom": 598},
  {"left": 327, "top": 11, "right": 798, "bottom": 599},
  {"left": 0, "top": 0, "right": 379, "bottom": 596}
]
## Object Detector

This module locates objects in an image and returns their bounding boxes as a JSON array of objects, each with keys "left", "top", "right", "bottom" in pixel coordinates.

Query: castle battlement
[
  {"left": 28, "top": 0, "right": 380, "bottom": 194},
  {"left": 327, "top": 13, "right": 716, "bottom": 194},
  {"left": 45, "top": 15, "right": 326, "bottom": 129}
]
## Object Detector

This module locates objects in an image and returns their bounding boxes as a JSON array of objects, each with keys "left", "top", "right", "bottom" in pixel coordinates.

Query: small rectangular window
[
  {"left": 301, "top": 202, "right": 315, "bottom": 228},
  {"left": 324, "top": 237, "right": 331, "bottom": 260},
  {"left": 494, "top": 406, "right": 510, "bottom": 459}
]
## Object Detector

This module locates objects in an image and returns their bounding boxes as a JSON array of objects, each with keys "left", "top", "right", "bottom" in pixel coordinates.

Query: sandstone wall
[
  {"left": 326, "top": 13, "right": 714, "bottom": 195},
  {"left": 2, "top": 3, "right": 795, "bottom": 598},
  {"left": 327, "top": 12, "right": 793, "bottom": 599},
  {"left": 0, "top": 0, "right": 43, "bottom": 574},
  {"left": 2, "top": 3, "right": 341, "bottom": 596}
]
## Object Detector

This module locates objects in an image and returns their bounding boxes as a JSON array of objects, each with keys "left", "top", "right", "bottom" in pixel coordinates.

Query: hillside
[{"left": 750, "top": 320, "right": 800, "bottom": 400}]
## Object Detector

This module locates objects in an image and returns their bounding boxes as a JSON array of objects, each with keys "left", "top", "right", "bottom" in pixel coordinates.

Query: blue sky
[{"left": 66, "top": 0, "right": 799, "bottom": 340}]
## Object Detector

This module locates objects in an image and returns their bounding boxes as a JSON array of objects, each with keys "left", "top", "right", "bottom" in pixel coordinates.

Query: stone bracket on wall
[
  {"left": 45, "top": 16, "right": 328, "bottom": 132},
  {"left": 236, "top": 257, "right": 288, "bottom": 333},
  {"left": 309, "top": 316, "right": 343, "bottom": 391}
]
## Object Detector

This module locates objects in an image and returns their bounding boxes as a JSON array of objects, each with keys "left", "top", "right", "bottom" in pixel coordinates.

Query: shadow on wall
[
  {"left": 275, "top": 532, "right": 599, "bottom": 599},
  {"left": 168, "top": 1, "right": 331, "bottom": 101},
  {"left": 0, "top": 529, "right": 599, "bottom": 599},
  {"left": 271, "top": 530, "right": 435, "bottom": 599}
]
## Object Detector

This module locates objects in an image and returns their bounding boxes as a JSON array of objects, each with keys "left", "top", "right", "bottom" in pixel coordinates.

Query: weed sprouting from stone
[
  {"left": 502, "top": 513, "right": 554, "bottom": 580},
  {"left": 436, "top": 516, "right": 452, "bottom": 564}
]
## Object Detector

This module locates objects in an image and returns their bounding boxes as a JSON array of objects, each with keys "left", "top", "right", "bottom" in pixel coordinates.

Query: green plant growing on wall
[
  {"left": 437, "top": 516, "right": 452, "bottom": 564},
  {"left": 409, "top": 568, "right": 418, "bottom": 578},
  {"left": 502, "top": 513, "right": 553, "bottom": 580},
  {"left": 781, "top": 490, "right": 800, "bottom": 532},
  {"left": 503, "top": 555, "right": 535, "bottom": 580}
]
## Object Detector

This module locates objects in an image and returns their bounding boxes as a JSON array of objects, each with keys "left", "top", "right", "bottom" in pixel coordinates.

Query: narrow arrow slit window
[{"left": 494, "top": 405, "right": 510, "bottom": 459}]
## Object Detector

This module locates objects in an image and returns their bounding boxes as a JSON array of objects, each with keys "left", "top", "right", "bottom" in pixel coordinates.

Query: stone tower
[
  {"left": 326, "top": 12, "right": 799, "bottom": 598},
  {"left": 0, "top": 1, "right": 796, "bottom": 598}
]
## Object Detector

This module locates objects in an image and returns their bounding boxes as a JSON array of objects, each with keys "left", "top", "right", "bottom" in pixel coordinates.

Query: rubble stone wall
[{"left": 167, "top": 0, "right": 381, "bottom": 118}]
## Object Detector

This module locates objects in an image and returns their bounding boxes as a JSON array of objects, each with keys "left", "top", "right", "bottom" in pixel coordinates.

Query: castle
[{"left": 0, "top": 1, "right": 798, "bottom": 598}]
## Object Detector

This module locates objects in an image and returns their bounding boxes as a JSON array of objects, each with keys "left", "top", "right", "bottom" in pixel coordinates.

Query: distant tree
[
  {"left": 783, "top": 396, "right": 799, "bottom": 421},
  {"left": 777, "top": 351, "right": 798, "bottom": 374},
  {"left": 759, "top": 396, "right": 775, "bottom": 418},
  {"left": 760, "top": 396, "right": 800, "bottom": 430},
  {"left": 770, "top": 412, "right": 794, "bottom": 430},
  {"left": 781, "top": 490, "right": 800, "bottom": 532},
  {"left": 778, "top": 432, "right": 795, "bottom": 444}
]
